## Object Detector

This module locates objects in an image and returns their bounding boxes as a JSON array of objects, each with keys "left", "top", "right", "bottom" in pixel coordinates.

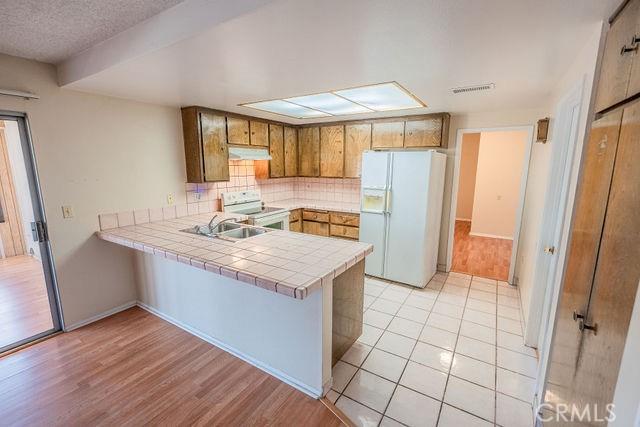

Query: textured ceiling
[{"left": 0, "top": 0, "right": 184, "bottom": 64}]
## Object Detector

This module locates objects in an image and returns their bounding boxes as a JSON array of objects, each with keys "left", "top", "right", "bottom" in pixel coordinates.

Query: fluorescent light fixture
[
  {"left": 285, "top": 93, "right": 372, "bottom": 115},
  {"left": 334, "top": 82, "right": 423, "bottom": 111},
  {"left": 242, "top": 100, "right": 330, "bottom": 118},
  {"left": 239, "top": 82, "right": 424, "bottom": 118}
]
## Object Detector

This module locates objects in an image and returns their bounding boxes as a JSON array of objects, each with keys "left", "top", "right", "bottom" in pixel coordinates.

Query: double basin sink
[{"left": 181, "top": 221, "right": 272, "bottom": 241}]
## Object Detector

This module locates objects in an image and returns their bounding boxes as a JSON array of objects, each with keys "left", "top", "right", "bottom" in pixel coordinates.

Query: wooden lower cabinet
[
  {"left": 303, "top": 220, "right": 329, "bottom": 236},
  {"left": 295, "top": 209, "right": 360, "bottom": 240},
  {"left": 289, "top": 219, "right": 302, "bottom": 232},
  {"left": 330, "top": 224, "right": 359, "bottom": 240}
]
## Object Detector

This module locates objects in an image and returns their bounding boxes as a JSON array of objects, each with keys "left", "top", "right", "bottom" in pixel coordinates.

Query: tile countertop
[
  {"left": 269, "top": 198, "right": 360, "bottom": 213},
  {"left": 97, "top": 213, "right": 373, "bottom": 300}
]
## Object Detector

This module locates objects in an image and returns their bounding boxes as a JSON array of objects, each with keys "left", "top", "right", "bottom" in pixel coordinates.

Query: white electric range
[{"left": 221, "top": 190, "right": 290, "bottom": 230}]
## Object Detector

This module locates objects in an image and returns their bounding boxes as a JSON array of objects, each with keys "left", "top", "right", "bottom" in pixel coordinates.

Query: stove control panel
[{"left": 221, "top": 189, "right": 262, "bottom": 207}]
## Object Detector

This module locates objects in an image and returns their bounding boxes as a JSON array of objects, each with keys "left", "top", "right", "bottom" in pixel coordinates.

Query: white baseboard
[
  {"left": 469, "top": 231, "right": 513, "bottom": 240},
  {"left": 64, "top": 300, "right": 137, "bottom": 332},
  {"left": 136, "top": 302, "right": 323, "bottom": 399},
  {"left": 455, "top": 217, "right": 472, "bottom": 222}
]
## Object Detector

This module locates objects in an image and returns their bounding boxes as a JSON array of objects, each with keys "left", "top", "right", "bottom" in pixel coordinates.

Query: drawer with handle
[
  {"left": 330, "top": 212, "right": 360, "bottom": 227},
  {"left": 330, "top": 224, "right": 359, "bottom": 240},
  {"left": 289, "top": 208, "right": 302, "bottom": 222},
  {"left": 303, "top": 210, "right": 329, "bottom": 223}
]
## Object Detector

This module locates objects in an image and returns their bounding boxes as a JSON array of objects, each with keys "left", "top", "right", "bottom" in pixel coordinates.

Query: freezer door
[
  {"left": 361, "top": 151, "right": 390, "bottom": 189},
  {"left": 384, "top": 151, "right": 438, "bottom": 287}
]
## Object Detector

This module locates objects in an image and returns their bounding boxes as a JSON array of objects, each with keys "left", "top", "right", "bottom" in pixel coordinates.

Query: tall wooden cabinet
[
  {"left": 268, "top": 124, "right": 285, "bottom": 178},
  {"left": 344, "top": 124, "right": 371, "bottom": 178},
  {"left": 320, "top": 125, "right": 344, "bottom": 177},
  {"left": 543, "top": 3, "right": 640, "bottom": 419},
  {"left": 298, "top": 127, "right": 320, "bottom": 177},
  {"left": 284, "top": 127, "right": 298, "bottom": 177},
  {"left": 182, "top": 107, "right": 229, "bottom": 182}
]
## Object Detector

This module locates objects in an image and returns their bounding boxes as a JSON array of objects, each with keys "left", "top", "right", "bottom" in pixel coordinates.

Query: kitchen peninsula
[{"left": 97, "top": 210, "right": 372, "bottom": 398}]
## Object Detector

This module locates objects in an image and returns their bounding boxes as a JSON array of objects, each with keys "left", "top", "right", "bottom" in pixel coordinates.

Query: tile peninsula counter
[{"left": 97, "top": 211, "right": 372, "bottom": 398}]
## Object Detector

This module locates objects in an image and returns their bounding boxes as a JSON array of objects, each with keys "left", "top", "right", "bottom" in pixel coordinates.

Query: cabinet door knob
[
  {"left": 578, "top": 319, "right": 598, "bottom": 335},
  {"left": 543, "top": 246, "right": 555, "bottom": 255},
  {"left": 572, "top": 310, "right": 584, "bottom": 321},
  {"left": 621, "top": 44, "right": 638, "bottom": 55}
]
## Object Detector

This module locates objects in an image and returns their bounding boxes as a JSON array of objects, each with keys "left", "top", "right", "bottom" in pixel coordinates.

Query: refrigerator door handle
[{"left": 385, "top": 189, "right": 392, "bottom": 213}]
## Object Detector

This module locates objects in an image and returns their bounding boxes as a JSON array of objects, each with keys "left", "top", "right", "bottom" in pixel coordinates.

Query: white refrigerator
[{"left": 359, "top": 150, "right": 446, "bottom": 288}]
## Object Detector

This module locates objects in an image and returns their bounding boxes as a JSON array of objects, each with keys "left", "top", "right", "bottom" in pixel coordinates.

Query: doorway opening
[
  {"left": 0, "top": 114, "right": 61, "bottom": 353},
  {"left": 447, "top": 128, "right": 533, "bottom": 282}
]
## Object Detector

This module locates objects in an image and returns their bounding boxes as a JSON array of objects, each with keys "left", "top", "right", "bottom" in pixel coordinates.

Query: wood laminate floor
[
  {"left": 0, "top": 307, "right": 343, "bottom": 426},
  {"left": 0, "top": 255, "right": 53, "bottom": 349},
  {"left": 451, "top": 220, "right": 512, "bottom": 281}
]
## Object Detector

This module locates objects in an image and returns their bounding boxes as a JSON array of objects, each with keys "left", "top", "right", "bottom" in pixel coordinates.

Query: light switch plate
[
  {"left": 167, "top": 193, "right": 175, "bottom": 205},
  {"left": 62, "top": 205, "right": 74, "bottom": 218}
]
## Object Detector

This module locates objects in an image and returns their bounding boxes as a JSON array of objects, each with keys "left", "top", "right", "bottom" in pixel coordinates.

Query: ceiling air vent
[{"left": 451, "top": 83, "right": 495, "bottom": 94}]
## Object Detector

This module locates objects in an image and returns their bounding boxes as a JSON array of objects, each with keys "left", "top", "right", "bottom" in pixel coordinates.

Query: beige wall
[
  {"left": 0, "top": 53, "right": 186, "bottom": 328},
  {"left": 470, "top": 130, "right": 528, "bottom": 239},
  {"left": 455, "top": 133, "right": 479, "bottom": 221}
]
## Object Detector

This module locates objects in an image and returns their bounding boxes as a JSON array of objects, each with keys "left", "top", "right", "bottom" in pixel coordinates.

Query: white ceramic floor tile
[
  {"left": 419, "top": 325, "right": 458, "bottom": 351},
  {"left": 459, "top": 320, "right": 496, "bottom": 345},
  {"left": 498, "top": 305, "right": 521, "bottom": 321},
  {"left": 444, "top": 376, "right": 495, "bottom": 422},
  {"left": 399, "top": 361, "right": 448, "bottom": 400},
  {"left": 497, "top": 348, "right": 538, "bottom": 378},
  {"left": 455, "top": 335, "right": 495, "bottom": 364},
  {"left": 496, "top": 367, "right": 536, "bottom": 403},
  {"left": 448, "top": 272, "right": 472, "bottom": 280},
  {"left": 365, "top": 282, "right": 386, "bottom": 297},
  {"left": 468, "top": 289, "right": 496, "bottom": 303},
  {"left": 432, "top": 301, "right": 464, "bottom": 319},
  {"left": 397, "top": 305, "right": 430, "bottom": 323},
  {"left": 336, "top": 395, "right": 383, "bottom": 427},
  {"left": 497, "top": 285, "right": 519, "bottom": 298},
  {"left": 470, "top": 281, "right": 497, "bottom": 294},
  {"left": 450, "top": 353, "right": 496, "bottom": 389},
  {"left": 385, "top": 385, "right": 441, "bottom": 427},
  {"left": 364, "top": 309, "right": 394, "bottom": 329},
  {"left": 370, "top": 298, "right": 402, "bottom": 315},
  {"left": 332, "top": 360, "right": 358, "bottom": 392},
  {"left": 380, "top": 288, "right": 410, "bottom": 304},
  {"left": 445, "top": 275, "right": 471, "bottom": 288},
  {"left": 380, "top": 416, "right": 404, "bottom": 427},
  {"left": 472, "top": 276, "right": 498, "bottom": 285},
  {"left": 497, "top": 294, "right": 520, "bottom": 308},
  {"left": 442, "top": 284, "right": 469, "bottom": 296},
  {"left": 387, "top": 317, "right": 424, "bottom": 339},
  {"left": 465, "top": 298, "right": 497, "bottom": 315},
  {"left": 387, "top": 283, "right": 412, "bottom": 294},
  {"left": 359, "top": 324, "right": 385, "bottom": 346},
  {"left": 376, "top": 331, "right": 417, "bottom": 358},
  {"left": 432, "top": 272, "right": 448, "bottom": 282},
  {"left": 497, "top": 316, "right": 523, "bottom": 335},
  {"left": 326, "top": 389, "right": 340, "bottom": 403},
  {"left": 436, "top": 292, "right": 467, "bottom": 307},
  {"left": 344, "top": 370, "right": 396, "bottom": 413},
  {"left": 412, "top": 288, "right": 439, "bottom": 300},
  {"left": 496, "top": 393, "right": 534, "bottom": 427},
  {"left": 426, "top": 313, "right": 461, "bottom": 333},
  {"left": 405, "top": 294, "right": 436, "bottom": 310},
  {"left": 438, "top": 404, "right": 493, "bottom": 427},
  {"left": 364, "top": 294, "right": 376, "bottom": 310},
  {"left": 497, "top": 330, "right": 537, "bottom": 357},
  {"left": 362, "top": 348, "right": 408, "bottom": 382},
  {"left": 410, "top": 341, "right": 453, "bottom": 373},
  {"left": 463, "top": 308, "right": 497, "bottom": 328},
  {"left": 426, "top": 281, "right": 444, "bottom": 291},
  {"left": 342, "top": 341, "right": 373, "bottom": 366}
]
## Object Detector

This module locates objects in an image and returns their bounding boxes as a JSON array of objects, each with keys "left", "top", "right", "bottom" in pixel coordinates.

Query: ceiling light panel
[
  {"left": 334, "top": 82, "right": 423, "bottom": 111},
  {"left": 242, "top": 100, "right": 331, "bottom": 118},
  {"left": 285, "top": 93, "right": 372, "bottom": 115}
]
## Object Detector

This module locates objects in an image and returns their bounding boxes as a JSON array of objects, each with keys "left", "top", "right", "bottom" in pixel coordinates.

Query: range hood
[{"left": 228, "top": 146, "right": 272, "bottom": 160}]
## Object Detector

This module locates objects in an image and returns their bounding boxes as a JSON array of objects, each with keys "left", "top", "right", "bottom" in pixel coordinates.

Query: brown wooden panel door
[
  {"left": 329, "top": 224, "right": 359, "bottom": 240},
  {"left": 303, "top": 220, "right": 329, "bottom": 236},
  {"left": 0, "top": 124, "right": 25, "bottom": 257},
  {"left": 344, "top": 124, "right": 371, "bottom": 178},
  {"left": 249, "top": 121, "right": 269, "bottom": 146},
  {"left": 404, "top": 117, "right": 442, "bottom": 147},
  {"left": 330, "top": 212, "right": 360, "bottom": 227},
  {"left": 372, "top": 121, "right": 404, "bottom": 148},
  {"left": 284, "top": 126, "right": 298, "bottom": 177},
  {"left": 200, "top": 112, "right": 230, "bottom": 182},
  {"left": 227, "top": 117, "right": 250, "bottom": 145},
  {"left": 568, "top": 100, "right": 640, "bottom": 414},
  {"left": 289, "top": 220, "right": 302, "bottom": 232},
  {"left": 594, "top": 0, "right": 640, "bottom": 112},
  {"left": 543, "top": 109, "right": 623, "bottom": 409},
  {"left": 298, "top": 127, "right": 320, "bottom": 177},
  {"left": 320, "top": 125, "right": 344, "bottom": 177},
  {"left": 268, "top": 124, "right": 285, "bottom": 178}
]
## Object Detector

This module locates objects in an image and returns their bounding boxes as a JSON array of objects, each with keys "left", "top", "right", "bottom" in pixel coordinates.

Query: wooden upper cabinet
[
  {"left": 227, "top": 117, "right": 250, "bottom": 145},
  {"left": 320, "top": 125, "right": 345, "bottom": 177},
  {"left": 298, "top": 127, "right": 320, "bottom": 177},
  {"left": 181, "top": 107, "right": 229, "bottom": 183},
  {"left": 404, "top": 117, "right": 443, "bottom": 147},
  {"left": 249, "top": 121, "right": 269, "bottom": 146},
  {"left": 595, "top": 0, "right": 640, "bottom": 112},
  {"left": 372, "top": 121, "right": 404, "bottom": 148},
  {"left": 200, "top": 112, "right": 230, "bottom": 182},
  {"left": 269, "top": 124, "right": 285, "bottom": 178},
  {"left": 344, "top": 123, "right": 371, "bottom": 178},
  {"left": 284, "top": 126, "right": 298, "bottom": 177}
]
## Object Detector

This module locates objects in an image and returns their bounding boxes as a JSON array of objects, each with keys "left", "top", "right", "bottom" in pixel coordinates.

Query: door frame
[
  {"left": 446, "top": 125, "right": 534, "bottom": 284},
  {"left": 0, "top": 110, "right": 64, "bottom": 353}
]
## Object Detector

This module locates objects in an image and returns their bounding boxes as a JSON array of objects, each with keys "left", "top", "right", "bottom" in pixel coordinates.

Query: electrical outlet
[
  {"left": 167, "top": 193, "right": 175, "bottom": 205},
  {"left": 194, "top": 192, "right": 202, "bottom": 201},
  {"left": 62, "top": 205, "right": 74, "bottom": 219}
]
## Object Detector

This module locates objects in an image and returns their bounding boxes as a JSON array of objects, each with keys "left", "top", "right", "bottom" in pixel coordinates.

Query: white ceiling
[
  {"left": 54, "top": 0, "right": 620, "bottom": 121},
  {"left": 0, "top": 0, "right": 185, "bottom": 64}
]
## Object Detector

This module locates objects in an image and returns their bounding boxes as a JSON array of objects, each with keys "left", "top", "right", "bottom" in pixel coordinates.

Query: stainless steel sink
[
  {"left": 210, "top": 222, "right": 242, "bottom": 233},
  {"left": 180, "top": 222, "right": 271, "bottom": 241},
  {"left": 181, "top": 221, "right": 242, "bottom": 237},
  {"left": 218, "top": 227, "right": 270, "bottom": 240}
]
